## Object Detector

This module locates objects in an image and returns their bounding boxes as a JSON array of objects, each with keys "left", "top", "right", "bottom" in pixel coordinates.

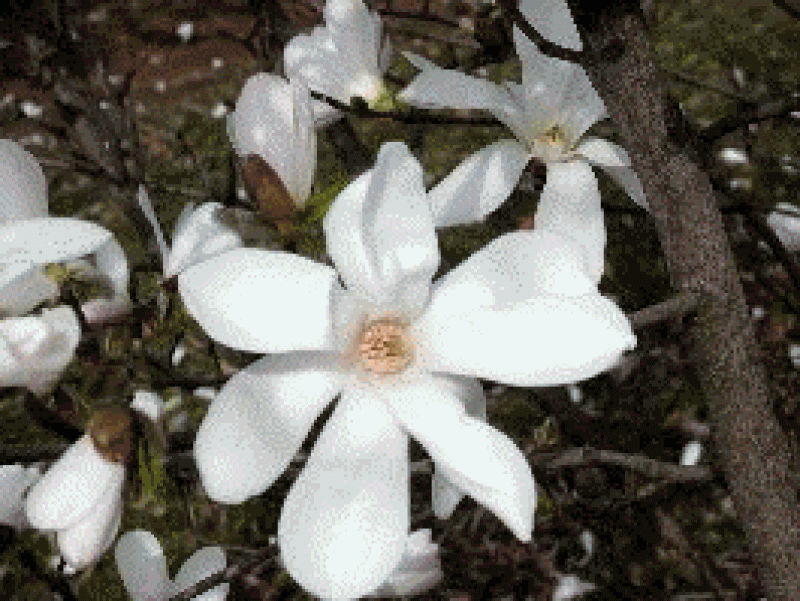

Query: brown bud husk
[
  {"left": 87, "top": 407, "right": 134, "bottom": 464},
  {"left": 240, "top": 154, "right": 297, "bottom": 235}
]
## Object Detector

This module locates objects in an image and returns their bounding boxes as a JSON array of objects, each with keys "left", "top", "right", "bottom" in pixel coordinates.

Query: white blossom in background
[
  {"left": 135, "top": 185, "right": 243, "bottom": 280},
  {"left": 790, "top": 343, "right": 800, "bottom": 368},
  {"left": 227, "top": 74, "right": 317, "bottom": 206},
  {"left": 552, "top": 574, "right": 597, "bottom": 600},
  {"left": 0, "top": 305, "right": 80, "bottom": 394},
  {"left": 283, "top": 0, "right": 394, "bottom": 112},
  {"left": 176, "top": 22, "right": 193, "bottom": 43},
  {"left": 179, "top": 142, "right": 635, "bottom": 599},
  {"left": 680, "top": 441, "right": 703, "bottom": 466},
  {"left": 0, "top": 464, "right": 41, "bottom": 529},
  {"left": 115, "top": 529, "right": 228, "bottom": 601},
  {"left": 767, "top": 202, "right": 800, "bottom": 252},
  {"left": 0, "top": 139, "right": 130, "bottom": 321},
  {"left": 399, "top": 24, "right": 647, "bottom": 277},
  {"left": 717, "top": 147, "right": 749, "bottom": 166}
]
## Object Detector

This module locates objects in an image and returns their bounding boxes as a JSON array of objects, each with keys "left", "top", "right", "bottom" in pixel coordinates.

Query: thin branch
[
  {"left": 627, "top": 291, "right": 700, "bottom": 329},
  {"left": 377, "top": 8, "right": 463, "bottom": 30},
  {"left": 699, "top": 96, "right": 800, "bottom": 144},
  {"left": 308, "top": 90, "right": 502, "bottom": 126}
]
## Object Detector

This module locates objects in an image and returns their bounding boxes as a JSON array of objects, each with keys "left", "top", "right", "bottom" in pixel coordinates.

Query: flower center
[
  {"left": 530, "top": 125, "right": 570, "bottom": 163},
  {"left": 357, "top": 317, "right": 413, "bottom": 375}
]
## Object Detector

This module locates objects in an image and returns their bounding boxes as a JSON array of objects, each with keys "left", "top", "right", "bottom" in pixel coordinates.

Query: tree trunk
[{"left": 566, "top": 2, "right": 799, "bottom": 598}]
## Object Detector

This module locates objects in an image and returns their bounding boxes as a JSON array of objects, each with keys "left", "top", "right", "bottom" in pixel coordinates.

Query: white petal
[
  {"left": 398, "top": 52, "right": 512, "bottom": 113},
  {"left": 80, "top": 296, "right": 133, "bottom": 327},
  {"left": 92, "top": 236, "right": 129, "bottom": 297},
  {"left": 25, "top": 433, "right": 125, "bottom": 530},
  {"left": 425, "top": 230, "right": 595, "bottom": 321},
  {"left": 229, "top": 74, "right": 316, "bottom": 204},
  {"left": 115, "top": 530, "right": 172, "bottom": 601},
  {"left": 323, "top": 142, "right": 438, "bottom": 316},
  {"left": 56, "top": 474, "right": 123, "bottom": 569},
  {"left": 194, "top": 352, "right": 343, "bottom": 504},
  {"left": 165, "top": 203, "right": 243, "bottom": 279},
  {"left": 0, "top": 464, "right": 41, "bottom": 524},
  {"left": 518, "top": 0, "right": 583, "bottom": 51},
  {"left": 178, "top": 248, "right": 338, "bottom": 353},
  {"left": 278, "top": 388, "right": 409, "bottom": 600},
  {"left": 680, "top": 441, "right": 702, "bottom": 466},
  {"left": 412, "top": 294, "right": 636, "bottom": 387},
  {"left": 381, "top": 373, "right": 533, "bottom": 541},
  {"left": 366, "top": 529, "right": 443, "bottom": 598},
  {"left": 427, "top": 139, "right": 530, "bottom": 227},
  {"left": 552, "top": 574, "right": 597, "bottom": 600},
  {"left": 173, "top": 546, "right": 228, "bottom": 601},
  {"left": 768, "top": 204, "right": 800, "bottom": 252},
  {"left": 513, "top": 27, "right": 604, "bottom": 146},
  {"left": 535, "top": 161, "right": 605, "bottom": 284},
  {"left": 0, "top": 305, "right": 81, "bottom": 395},
  {"left": 0, "top": 139, "right": 48, "bottom": 223},
  {"left": 428, "top": 375, "right": 486, "bottom": 519},
  {"left": 0, "top": 217, "right": 112, "bottom": 266},
  {"left": 135, "top": 185, "right": 169, "bottom": 273},
  {"left": 576, "top": 138, "right": 648, "bottom": 210},
  {"left": 0, "top": 265, "right": 58, "bottom": 316},
  {"left": 130, "top": 391, "right": 165, "bottom": 423}
]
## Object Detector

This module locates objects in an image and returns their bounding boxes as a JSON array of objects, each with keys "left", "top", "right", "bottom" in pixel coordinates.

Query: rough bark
[{"left": 564, "top": 2, "right": 799, "bottom": 598}]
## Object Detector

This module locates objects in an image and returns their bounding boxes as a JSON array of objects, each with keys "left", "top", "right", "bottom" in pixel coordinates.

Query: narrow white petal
[
  {"left": 0, "top": 218, "right": 112, "bottom": 266},
  {"left": 25, "top": 434, "right": 125, "bottom": 530},
  {"left": 518, "top": 0, "right": 583, "bottom": 51},
  {"left": 680, "top": 441, "right": 703, "bottom": 466},
  {"left": 115, "top": 530, "right": 172, "bottom": 601},
  {"left": 290, "top": 79, "right": 317, "bottom": 206},
  {"left": 130, "top": 391, "right": 165, "bottom": 423},
  {"left": 553, "top": 574, "right": 597, "bottom": 600},
  {"left": 577, "top": 138, "right": 648, "bottom": 210},
  {"left": 0, "top": 139, "right": 48, "bottom": 223},
  {"left": 173, "top": 546, "right": 228, "bottom": 600},
  {"left": 136, "top": 185, "right": 169, "bottom": 273},
  {"left": 398, "top": 52, "right": 512, "bottom": 113},
  {"left": 194, "top": 352, "right": 343, "bottom": 504},
  {"left": 535, "top": 161, "right": 605, "bottom": 285},
  {"left": 768, "top": 204, "right": 800, "bottom": 252},
  {"left": 324, "top": 142, "right": 438, "bottom": 316},
  {"left": 427, "top": 139, "right": 530, "bottom": 227},
  {"left": 92, "top": 236, "right": 129, "bottom": 298},
  {"left": 56, "top": 475, "right": 123, "bottom": 569},
  {"left": 381, "top": 373, "right": 533, "bottom": 541},
  {"left": 412, "top": 294, "right": 636, "bottom": 387},
  {"left": 278, "top": 388, "right": 409, "bottom": 600},
  {"left": 178, "top": 248, "right": 338, "bottom": 353}
]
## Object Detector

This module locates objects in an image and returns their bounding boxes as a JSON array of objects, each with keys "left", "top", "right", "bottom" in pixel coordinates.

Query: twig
[
  {"left": 699, "top": 96, "right": 800, "bottom": 144},
  {"left": 627, "top": 291, "right": 700, "bottom": 329}
]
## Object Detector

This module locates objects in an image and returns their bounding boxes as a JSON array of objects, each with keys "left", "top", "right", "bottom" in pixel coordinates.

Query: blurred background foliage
[{"left": 0, "top": 0, "right": 798, "bottom": 598}]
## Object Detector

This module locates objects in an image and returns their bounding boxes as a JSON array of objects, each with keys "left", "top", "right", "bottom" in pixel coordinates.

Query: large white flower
[
  {"left": 398, "top": 26, "right": 647, "bottom": 241},
  {"left": 227, "top": 74, "right": 317, "bottom": 207},
  {"left": 284, "top": 0, "right": 393, "bottom": 109},
  {"left": 179, "top": 142, "right": 635, "bottom": 599},
  {"left": 0, "top": 305, "right": 81, "bottom": 394},
  {"left": 115, "top": 529, "right": 228, "bottom": 601},
  {"left": 0, "top": 139, "right": 130, "bottom": 318}
]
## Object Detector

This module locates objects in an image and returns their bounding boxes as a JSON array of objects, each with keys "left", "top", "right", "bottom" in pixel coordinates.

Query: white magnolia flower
[
  {"left": 115, "top": 529, "right": 228, "bottom": 601},
  {"left": 767, "top": 202, "right": 800, "bottom": 252},
  {"left": 680, "top": 440, "right": 703, "bottom": 466},
  {"left": 284, "top": 0, "right": 393, "bottom": 110},
  {"left": 24, "top": 433, "right": 125, "bottom": 570},
  {"left": 0, "top": 305, "right": 81, "bottom": 394},
  {"left": 398, "top": 26, "right": 647, "bottom": 243},
  {"left": 227, "top": 74, "right": 316, "bottom": 207},
  {"left": 0, "top": 464, "right": 41, "bottom": 529},
  {"left": 135, "top": 186, "right": 243, "bottom": 279},
  {"left": 552, "top": 573, "right": 597, "bottom": 600},
  {"left": 179, "top": 142, "right": 635, "bottom": 599},
  {"left": 0, "top": 139, "right": 130, "bottom": 318}
]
